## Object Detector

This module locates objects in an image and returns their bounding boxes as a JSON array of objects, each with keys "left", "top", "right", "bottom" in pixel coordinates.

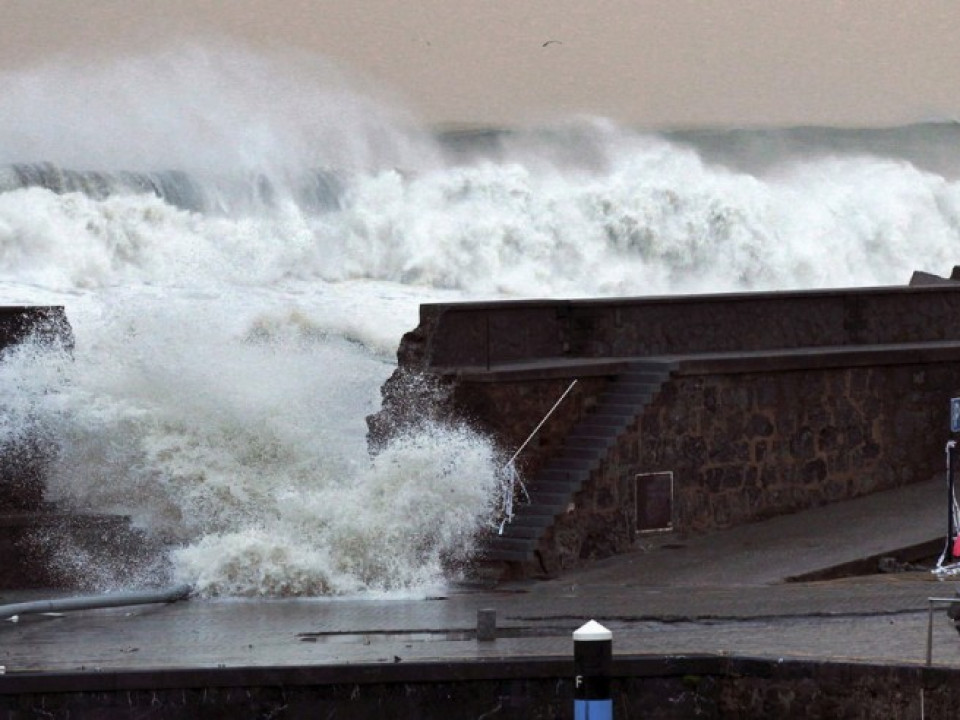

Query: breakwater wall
[
  {"left": 0, "top": 306, "right": 71, "bottom": 512},
  {"left": 396, "top": 284, "right": 960, "bottom": 370},
  {"left": 0, "top": 306, "right": 73, "bottom": 589},
  {"left": 0, "top": 655, "right": 954, "bottom": 718},
  {"left": 371, "top": 284, "right": 960, "bottom": 573}
]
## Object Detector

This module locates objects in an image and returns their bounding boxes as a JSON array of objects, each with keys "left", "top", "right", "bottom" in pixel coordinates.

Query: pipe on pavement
[{"left": 0, "top": 584, "right": 192, "bottom": 621}]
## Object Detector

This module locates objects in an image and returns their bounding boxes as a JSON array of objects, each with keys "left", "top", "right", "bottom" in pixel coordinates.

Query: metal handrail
[
  {"left": 506, "top": 379, "right": 579, "bottom": 468},
  {"left": 498, "top": 379, "right": 579, "bottom": 534}
]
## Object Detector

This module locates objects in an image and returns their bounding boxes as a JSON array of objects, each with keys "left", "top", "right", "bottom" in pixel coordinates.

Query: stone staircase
[{"left": 482, "top": 360, "right": 674, "bottom": 565}]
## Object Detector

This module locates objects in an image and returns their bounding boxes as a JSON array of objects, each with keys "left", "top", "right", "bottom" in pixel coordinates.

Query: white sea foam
[
  {"left": 2, "top": 45, "right": 960, "bottom": 595},
  {"left": 0, "top": 293, "right": 503, "bottom": 595}
]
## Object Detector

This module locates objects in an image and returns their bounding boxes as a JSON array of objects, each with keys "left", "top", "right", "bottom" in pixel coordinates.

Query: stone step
[
  {"left": 594, "top": 406, "right": 640, "bottom": 418},
  {"left": 607, "top": 379, "right": 659, "bottom": 391},
  {"left": 536, "top": 468, "right": 589, "bottom": 484},
  {"left": 506, "top": 512, "right": 559, "bottom": 528},
  {"left": 606, "top": 378, "right": 659, "bottom": 390},
  {"left": 544, "top": 457, "right": 598, "bottom": 473},
  {"left": 487, "top": 536, "right": 537, "bottom": 553},
  {"left": 496, "top": 524, "right": 542, "bottom": 540},
  {"left": 556, "top": 447, "right": 598, "bottom": 461},
  {"left": 526, "top": 491, "right": 570, "bottom": 507},
  {"left": 524, "top": 495, "right": 577, "bottom": 512},
  {"left": 483, "top": 548, "right": 534, "bottom": 563},
  {"left": 521, "top": 501, "right": 569, "bottom": 516},
  {"left": 616, "top": 377, "right": 657, "bottom": 388},
  {"left": 564, "top": 435, "right": 617, "bottom": 450},
  {"left": 598, "top": 403, "right": 642, "bottom": 418},
  {"left": 572, "top": 416, "right": 636, "bottom": 437},
  {"left": 598, "top": 391, "right": 653, "bottom": 406},
  {"left": 617, "top": 377, "right": 669, "bottom": 390},
  {"left": 615, "top": 370, "right": 664, "bottom": 383},
  {"left": 577, "top": 416, "right": 632, "bottom": 432},
  {"left": 623, "top": 360, "right": 675, "bottom": 373},
  {"left": 564, "top": 434, "right": 620, "bottom": 454},
  {"left": 528, "top": 479, "right": 582, "bottom": 495}
]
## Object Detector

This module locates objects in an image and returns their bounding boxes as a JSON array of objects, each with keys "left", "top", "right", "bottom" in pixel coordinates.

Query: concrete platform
[{"left": 2, "top": 478, "right": 960, "bottom": 716}]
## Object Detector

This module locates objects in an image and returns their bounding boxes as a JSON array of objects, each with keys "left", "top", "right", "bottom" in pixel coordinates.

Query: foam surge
[
  {"left": 0, "top": 298, "right": 504, "bottom": 595},
  {"left": 173, "top": 424, "right": 503, "bottom": 596}
]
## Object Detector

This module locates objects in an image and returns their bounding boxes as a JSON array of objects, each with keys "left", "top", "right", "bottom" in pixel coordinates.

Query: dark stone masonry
[
  {"left": 0, "top": 306, "right": 73, "bottom": 588},
  {"left": 370, "top": 283, "right": 960, "bottom": 574},
  {"left": 0, "top": 306, "right": 71, "bottom": 511},
  {"left": 4, "top": 656, "right": 960, "bottom": 719}
]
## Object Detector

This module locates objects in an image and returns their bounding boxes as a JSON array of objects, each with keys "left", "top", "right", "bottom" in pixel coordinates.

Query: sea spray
[
  {"left": 0, "top": 43, "right": 440, "bottom": 178},
  {"left": 173, "top": 424, "right": 505, "bottom": 596},
  {"left": 0, "top": 296, "right": 504, "bottom": 594}
]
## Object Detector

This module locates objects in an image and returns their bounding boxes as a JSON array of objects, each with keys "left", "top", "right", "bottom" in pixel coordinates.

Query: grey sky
[{"left": 4, "top": 1, "right": 960, "bottom": 129}]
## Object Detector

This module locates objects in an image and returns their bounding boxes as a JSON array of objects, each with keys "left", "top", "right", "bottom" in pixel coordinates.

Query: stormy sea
[{"left": 1, "top": 46, "right": 958, "bottom": 597}]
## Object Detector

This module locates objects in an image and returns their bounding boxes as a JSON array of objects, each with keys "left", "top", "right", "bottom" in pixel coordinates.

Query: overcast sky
[{"left": 4, "top": 1, "right": 960, "bottom": 129}]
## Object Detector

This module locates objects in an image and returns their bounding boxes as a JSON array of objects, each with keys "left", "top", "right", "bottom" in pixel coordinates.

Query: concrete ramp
[{"left": 551, "top": 477, "right": 946, "bottom": 587}]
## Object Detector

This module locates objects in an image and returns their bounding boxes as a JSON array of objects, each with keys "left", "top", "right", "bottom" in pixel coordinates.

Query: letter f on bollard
[{"left": 573, "top": 620, "right": 613, "bottom": 720}]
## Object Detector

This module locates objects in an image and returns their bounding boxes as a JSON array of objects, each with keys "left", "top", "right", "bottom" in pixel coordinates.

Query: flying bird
[{"left": 542, "top": 40, "right": 562, "bottom": 47}]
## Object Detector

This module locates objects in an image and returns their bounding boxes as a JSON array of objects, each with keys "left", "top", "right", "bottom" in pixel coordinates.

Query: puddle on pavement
[{"left": 297, "top": 627, "right": 561, "bottom": 644}]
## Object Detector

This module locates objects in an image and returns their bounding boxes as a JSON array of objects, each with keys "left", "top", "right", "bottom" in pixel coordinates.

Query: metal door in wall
[{"left": 636, "top": 472, "right": 673, "bottom": 533}]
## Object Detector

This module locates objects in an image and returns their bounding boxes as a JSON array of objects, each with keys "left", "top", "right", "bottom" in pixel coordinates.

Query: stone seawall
[
  {"left": 641, "top": 353, "right": 953, "bottom": 531},
  {"left": 1, "top": 656, "right": 954, "bottom": 719},
  {"left": 0, "top": 306, "right": 71, "bottom": 511},
  {"left": 409, "top": 284, "right": 960, "bottom": 370},
  {"left": 546, "top": 348, "right": 960, "bottom": 571},
  {"left": 0, "top": 306, "right": 73, "bottom": 588},
  {"left": 413, "top": 346, "right": 960, "bottom": 573},
  {"left": 371, "top": 284, "right": 960, "bottom": 573}
]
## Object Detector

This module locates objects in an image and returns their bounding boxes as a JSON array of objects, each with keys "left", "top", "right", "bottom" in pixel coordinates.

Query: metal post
[
  {"left": 925, "top": 597, "right": 960, "bottom": 666},
  {"left": 574, "top": 620, "right": 613, "bottom": 720},
  {"left": 948, "top": 441, "right": 957, "bottom": 563},
  {"left": 477, "top": 608, "right": 496, "bottom": 642}
]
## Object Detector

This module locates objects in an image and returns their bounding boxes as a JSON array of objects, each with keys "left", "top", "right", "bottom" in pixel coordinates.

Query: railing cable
[{"left": 498, "top": 379, "right": 578, "bottom": 534}]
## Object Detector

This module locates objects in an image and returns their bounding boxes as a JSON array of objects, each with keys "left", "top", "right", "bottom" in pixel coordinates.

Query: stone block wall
[
  {"left": 0, "top": 306, "right": 71, "bottom": 511},
  {"left": 2, "top": 656, "right": 956, "bottom": 719},
  {"left": 413, "top": 284, "right": 960, "bottom": 369},
  {"left": 639, "top": 360, "right": 960, "bottom": 535},
  {"left": 446, "top": 349, "right": 960, "bottom": 572}
]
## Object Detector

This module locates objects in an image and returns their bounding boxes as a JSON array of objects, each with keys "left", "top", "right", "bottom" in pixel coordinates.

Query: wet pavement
[{"left": 3, "top": 477, "right": 960, "bottom": 674}]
